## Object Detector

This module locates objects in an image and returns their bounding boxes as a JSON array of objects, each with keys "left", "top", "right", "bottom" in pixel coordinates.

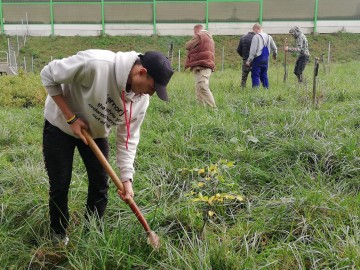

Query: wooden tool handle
[
  {"left": 82, "top": 129, "right": 130, "bottom": 201},
  {"left": 81, "top": 129, "right": 152, "bottom": 233}
]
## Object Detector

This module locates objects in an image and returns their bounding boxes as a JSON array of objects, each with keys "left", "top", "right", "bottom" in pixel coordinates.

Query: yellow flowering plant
[{"left": 177, "top": 159, "right": 245, "bottom": 231}]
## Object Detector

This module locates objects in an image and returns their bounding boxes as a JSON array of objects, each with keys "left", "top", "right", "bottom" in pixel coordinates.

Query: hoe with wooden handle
[{"left": 81, "top": 129, "right": 160, "bottom": 250}]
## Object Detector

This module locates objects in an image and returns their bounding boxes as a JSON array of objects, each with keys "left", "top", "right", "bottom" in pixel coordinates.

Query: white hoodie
[{"left": 40, "top": 49, "right": 149, "bottom": 181}]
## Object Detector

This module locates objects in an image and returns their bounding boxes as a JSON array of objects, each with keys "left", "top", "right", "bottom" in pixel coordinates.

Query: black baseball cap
[{"left": 139, "top": 51, "right": 174, "bottom": 101}]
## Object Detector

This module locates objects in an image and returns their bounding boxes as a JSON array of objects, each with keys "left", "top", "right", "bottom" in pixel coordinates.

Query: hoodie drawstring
[{"left": 122, "top": 90, "right": 133, "bottom": 150}]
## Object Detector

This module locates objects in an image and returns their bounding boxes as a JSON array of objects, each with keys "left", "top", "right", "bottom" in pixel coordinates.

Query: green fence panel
[
  {"left": 263, "top": 0, "right": 316, "bottom": 21},
  {"left": 208, "top": 1, "right": 261, "bottom": 23},
  {"left": 318, "top": 0, "right": 360, "bottom": 20},
  {"left": 0, "top": 0, "right": 359, "bottom": 35},
  {"left": 0, "top": 0, "right": 3, "bottom": 34},
  {"left": 314, "top": 0, "right": 318, "bottom": 33}
]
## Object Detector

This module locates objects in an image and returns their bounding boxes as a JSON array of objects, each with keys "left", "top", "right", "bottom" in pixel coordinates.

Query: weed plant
[{"left": 1, "top": 59, "right": 360, "bottom": 269}]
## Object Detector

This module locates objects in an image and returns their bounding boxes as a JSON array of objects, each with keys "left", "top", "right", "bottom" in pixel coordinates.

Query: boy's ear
[{"left": 139, "top": 67, "right": 148, "bottom": 75}]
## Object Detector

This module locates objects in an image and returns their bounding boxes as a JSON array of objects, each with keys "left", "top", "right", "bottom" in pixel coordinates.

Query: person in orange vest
[{"left": 185, "top": 24, "right": 217, "bottom": 107}]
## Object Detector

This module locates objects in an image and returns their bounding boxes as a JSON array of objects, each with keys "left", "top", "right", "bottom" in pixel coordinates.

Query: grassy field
[{"left": 1, "top": 35, "right": 360, "bottom": 269}]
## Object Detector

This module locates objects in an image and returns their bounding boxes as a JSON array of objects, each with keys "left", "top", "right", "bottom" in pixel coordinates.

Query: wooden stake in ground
[
  {"left": 81, "top": 129, "right": 160, "bottom": 250},
  {"left": 168, "top": 42, "right": 174, "bottom": 65},
  {"left": 321, "top": 52, "right": 326, "bottom": 73},
  {"left": 327, "top": 41, "right": 331, "bottom": 72},
  {"left": 283, "top": 38, "right": 288, "bottom": 83},
  {"left": 312, "top": 57, "right": 320, "bottom": 106}
]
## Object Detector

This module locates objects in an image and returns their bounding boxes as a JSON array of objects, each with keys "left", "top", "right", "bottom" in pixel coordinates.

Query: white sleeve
[
  {"left": 40, "top": 51, "right": 87, "bottom": 96},
  {"left": 247, "top": 35, "right": 259, "bottom": 62},
  {"left": 270, "top": 36, "right": 277, "bottom": 55}
]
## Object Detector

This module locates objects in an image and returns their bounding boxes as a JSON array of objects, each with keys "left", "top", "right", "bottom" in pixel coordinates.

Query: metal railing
[{"left": 0, "top": 51, "right": 8, "bottom": 64}]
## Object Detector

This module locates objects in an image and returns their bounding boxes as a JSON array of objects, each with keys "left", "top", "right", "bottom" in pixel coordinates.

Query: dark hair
[
  {"left": 134, "top": 59, "right": 142, "bottom": 66},
  {"left": 133, "top": 58, "right": 152, "bottom": 79}
]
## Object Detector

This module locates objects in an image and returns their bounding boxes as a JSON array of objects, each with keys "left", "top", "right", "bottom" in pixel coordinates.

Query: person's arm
[
  {"left": 40, "top": 51, "right": 90, "bottom": 143},
  {"left": 51, "top": 95, "right": 89, "bottom": 143},
  {"left": 185, "top": 35, "right": 200, "bottom": 50},
  {"left": 270, "top": 36, "right": 278, "bottom": 59},
  {"left": 40, "top": 52, "right": 88, "bottom": 94},
  {"left": 285, "top": 45, "right": 295, "bottom": 52},
  {"left": 286, "top": 38, "right": 300, "bottom": 53},
  {"left": 116, "top": 96, "right": 150, "bottom": 200}
]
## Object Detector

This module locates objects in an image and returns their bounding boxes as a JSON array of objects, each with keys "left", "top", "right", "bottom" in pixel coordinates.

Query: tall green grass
[{"left": 1, "top": 61, "right": 360, "bottom": 269}]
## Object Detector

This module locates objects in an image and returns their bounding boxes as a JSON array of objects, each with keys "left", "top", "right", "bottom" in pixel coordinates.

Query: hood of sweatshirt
[
  {"left": 289, "top": 26, "right": 301, "bottom": 38},
  {"left": 114, "top": 51, "right": 143, "bottom": 102}
]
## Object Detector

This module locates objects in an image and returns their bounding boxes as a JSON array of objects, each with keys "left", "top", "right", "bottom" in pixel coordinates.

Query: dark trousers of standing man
[
  {"left": 241, "top": 59, "right": 251, "bottom": 88},
  {"left": 43, "top": 120, "right": 109, "bottom": 237}
]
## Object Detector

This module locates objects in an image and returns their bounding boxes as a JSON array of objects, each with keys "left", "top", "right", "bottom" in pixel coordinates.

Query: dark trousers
[
  {"left": 43, "top": 120, "right": 109, "bottom": 236},
  {"left": 294, "top": 55, "right": 309, "bottom": 82},
  {"left": 241, "top": 59, "right": 251, "bottom": 87}
]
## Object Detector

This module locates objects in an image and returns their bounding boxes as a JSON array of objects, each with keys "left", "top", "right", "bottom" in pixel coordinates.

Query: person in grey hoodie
[
  {"left": 41, "top": 50, "right": 173, "bottom": 245},
  {"left": 284, "top": 26, "right": 310, "bottom": 83}
]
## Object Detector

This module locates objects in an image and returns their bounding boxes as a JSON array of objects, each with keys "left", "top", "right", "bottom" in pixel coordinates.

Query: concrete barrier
[{"left": 3, "top": 21, "right": 360, "bottom": 36}]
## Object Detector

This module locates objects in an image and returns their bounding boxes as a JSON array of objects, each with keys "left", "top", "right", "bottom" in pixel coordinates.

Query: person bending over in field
[{"left": 40, "top": 50, "right": 173, "bottom": 245}]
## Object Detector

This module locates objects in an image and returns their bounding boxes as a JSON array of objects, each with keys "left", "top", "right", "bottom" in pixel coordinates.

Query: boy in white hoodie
[{"left": 41, "top": 50, "right": 173, "bottom": 244}]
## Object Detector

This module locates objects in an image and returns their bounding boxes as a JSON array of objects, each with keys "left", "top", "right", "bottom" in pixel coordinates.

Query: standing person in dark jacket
[
  {"left": 284, "top": 26, "right": 310, "bottom": 83},
  {"left": 237, "top": 30, "right": 255, "bottom": 88},
  {"left": 185, "top": 24, "right": 216, "bottom": 108}
]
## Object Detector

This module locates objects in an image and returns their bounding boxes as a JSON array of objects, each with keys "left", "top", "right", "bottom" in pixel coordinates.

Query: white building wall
[{"left": 3, "top": 21, "right": 360, "bottom": 36}]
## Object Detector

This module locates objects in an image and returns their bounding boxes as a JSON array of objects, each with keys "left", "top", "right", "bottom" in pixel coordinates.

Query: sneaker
[{"left": 51, "top": 232, "right": 69, "bottom": 247}]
